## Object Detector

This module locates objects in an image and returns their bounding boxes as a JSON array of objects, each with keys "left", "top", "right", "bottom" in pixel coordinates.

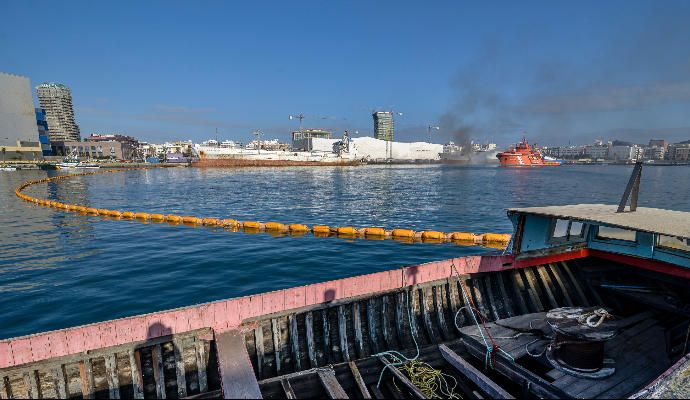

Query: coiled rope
[{"left": 14, "top": 169, "right": 512, "bottom": 248}]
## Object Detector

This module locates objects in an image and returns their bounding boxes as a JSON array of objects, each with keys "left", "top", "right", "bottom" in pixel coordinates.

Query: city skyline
[{"left": 2, "top": 1, "right": 690, "bottom": 145}]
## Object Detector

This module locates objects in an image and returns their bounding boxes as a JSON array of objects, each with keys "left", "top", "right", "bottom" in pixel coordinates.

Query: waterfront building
[
  {"left": 610, "top": 145, "right": 643, "bottom": 161},
  {"left": 644, "top": 146, "right": 666, "bottom": 160},
  {"left": 35, "top": 109, "right": 52, "bottom": 156},
  {"left": 291, "top": 129, "right": 332, "bottom": 151},
  {"left": 36, "top": 82, "right": 81, "bottom": 142},
  {"left": 373, "top": 111, "right": 394, "bottom": 141},
  {"left": 51, "top": 133, "right": 140, "bottom": 160},
  {"left": 0, "top": 72, "right": 43, "bottom": 161},
  {"left": 667, "top": 143, "right": 690, "bottom": 161},
  {"left": 649, "top": 139, "right": 668, "bottom": 150},
  {"left": 584, "top": 145, "right": 609, "bottom": 160}
]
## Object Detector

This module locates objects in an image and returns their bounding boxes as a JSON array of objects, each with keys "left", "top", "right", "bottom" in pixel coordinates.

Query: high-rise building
[
  {"left": 36, "top": 82, "right": 81, "bottom": 142},
  {"left": 373, "top": 111, "right": 394, "bottom": 141},
  {"left": 0, "top": 72, "right": 44, "bottom": 161}
]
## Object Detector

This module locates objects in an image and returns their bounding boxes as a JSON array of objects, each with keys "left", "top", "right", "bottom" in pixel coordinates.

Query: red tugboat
[{"left": 497, "top": 137, "right": 561, "bottom": 166}]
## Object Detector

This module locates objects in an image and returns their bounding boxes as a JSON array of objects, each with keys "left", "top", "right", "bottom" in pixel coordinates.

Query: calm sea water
[{"left": 1, "top": 164, "right": 688, "bottom": 339}]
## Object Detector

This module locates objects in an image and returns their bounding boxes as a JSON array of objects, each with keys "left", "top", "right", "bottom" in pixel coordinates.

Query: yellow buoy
[
  {"left": 363, "top": 227, "right": 386, "bottom": 237},
  {"left": 449, "top": 232, "right": 477, "bottom": 242},
  {"left": 337, "top": 226, "right": 358, "bottom": 236},
  {"left": 312, "top": 225, "right": 331, "bottom": 234},
  {"left": 221, "top": 219, "right": 239, "bottom": 228},
  {"left": 202, "top": 218, "right": 221, "bottom": 226},
  {"left": 150, "top": 213, "right": 166, "bottom": 221},
  {"left": 166, "top": 214, "right": 182, "bottom": 223},
  {"left": 392, "top": 229, "right": 415, "bottom": 238},
  {"left": 182, "top": 216, "right": 202, "bottom": 224},
  {"left": 121, "top": 211, "right": 135, "bottom": 219},
  {"left": 134, "top": 212, "right": 151, "bottom": 220},
  {"left": 108, "top": 210, "right": 122, "bottom": 217},
  {"left": 288, "top": 224, "right": 309, "bottom": 232},
  {"left": 483, "top": 233, "right": 511, "bottom": 244},
  {"left": 243, "top": 221, "right": 261, "bottom": 230},
  {"left": 264, "top": 222, "right": 288, "bottom": 232},
  {"left": 97, "top": 209, "right": 111, "bottom": 216},
  {"left": 85, "top": 207, "right": 99, "bottom": 215}
]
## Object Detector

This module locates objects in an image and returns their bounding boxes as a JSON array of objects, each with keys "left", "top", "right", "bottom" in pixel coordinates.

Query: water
[{"left": 1, "top": 164, "right": 688, "bottom": 339}]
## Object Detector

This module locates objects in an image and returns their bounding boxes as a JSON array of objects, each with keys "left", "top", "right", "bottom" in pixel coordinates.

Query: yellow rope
[
  {"left": 399, "top": 359, "right": 461, "bottom": 399},
  {"left": 14, "top": 169, "right": 510, "bottom": 249}
]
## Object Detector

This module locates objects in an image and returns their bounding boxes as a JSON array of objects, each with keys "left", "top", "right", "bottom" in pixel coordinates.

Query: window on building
[
  {"left": 596, "top": 226, "right": 637, "bottom": 242},
  {"left": 658, "top": 235, "right": 690, "bottom": 252}
]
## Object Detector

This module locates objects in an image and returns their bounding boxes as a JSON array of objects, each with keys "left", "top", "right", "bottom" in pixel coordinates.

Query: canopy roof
[{"left": 508, "top": 204, "right": 690, "bottom": 239}]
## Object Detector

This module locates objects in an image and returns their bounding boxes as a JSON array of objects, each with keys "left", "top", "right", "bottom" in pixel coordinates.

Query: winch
[{"left": 545, "top": 307, "right": 618, "bottom": 379}]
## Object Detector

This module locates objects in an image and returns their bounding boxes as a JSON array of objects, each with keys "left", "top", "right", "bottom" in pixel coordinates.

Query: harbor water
[{"left": 1, "top": 164, "right": 688, "bottom": 339}]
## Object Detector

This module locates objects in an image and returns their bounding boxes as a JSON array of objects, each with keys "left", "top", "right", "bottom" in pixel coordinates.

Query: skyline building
[
  {"left": 36, "top": 82, "right": 81, "bottom": 142},
  {"left": 0, "top": 72, "right": 44, "bottom": 161},
  {"left": 373, "top": 111, "right": 394, "bottom": 141}
]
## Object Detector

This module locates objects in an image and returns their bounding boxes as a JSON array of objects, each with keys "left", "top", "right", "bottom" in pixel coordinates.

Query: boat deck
[{"left": 458, "top": 312, "right": 671, "bottom": 399}]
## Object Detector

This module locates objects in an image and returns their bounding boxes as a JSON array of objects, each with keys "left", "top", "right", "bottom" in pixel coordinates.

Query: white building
[
  {"left": 610, "top": 145, "right": 643, "bottom": 161},
  {"left": 584, "top": 145, "right": 609, "bottom": 159},
  {"left": 36, "top": 82, "right": 81, "bottom": 142},
  {"left": 0, "top": 72, "right": 43, "bottom": 161}
]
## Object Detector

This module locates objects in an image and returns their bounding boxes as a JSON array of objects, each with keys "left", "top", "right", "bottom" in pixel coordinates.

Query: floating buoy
[
  {"left": 150, "top": 213, "right": 166, "bottom": 221},
  {"left": 264, "top": 222, "right": 288, "bottom": 232},
  {"left": 363, "top": 227, "right": 386, "bottom": 237},
  {"left": 312, "top": 225, "right": 331, "bottom": 234},
  {"left": 221, "top": 219, "right": 239, "bottom": 228},
  {"left": 97, "top": 209, "right": 111, "bottom": 216},
  {"left": 166, "top": 214, "right": 182, "bottom": 223},
  {"left": 108, "top": 210, "right": 122, "bottom": 217},
  {"left": 289, "top": 224, "right": 309, "bottom": 232},
  {"left": 392, "top": 229, "right": 415, "bottom": 238},
  {"left": 483, "top": 233, "right": 511, "bottom": 244},
  {"left": 202, "top": 218, "right": 221, "bottom": 226},
  {"left": 134, "top": 212, "right": 151, "bottom": 220},
  {"left": 421, "top": 231, "right": 445, "bottom": 241},
  {"left": 243, "top": 221, "right": 261, "bottom": 230},
  {"left": 182, "top": 216, "right": 202, "bottom": 224},
  {"left": 121, "top": 211, "right": 135, "bottom": 219},
  {"left": 448, "top": 232, "right": 476, "bottom": 242}
]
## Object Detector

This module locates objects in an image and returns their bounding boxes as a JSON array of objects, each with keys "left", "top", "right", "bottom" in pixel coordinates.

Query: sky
[{"left": 2, "top": 0, "right": 690, "bottom": 146}]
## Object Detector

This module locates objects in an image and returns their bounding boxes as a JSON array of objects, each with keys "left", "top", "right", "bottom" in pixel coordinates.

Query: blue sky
[{"left": 2, "top": 0, "right": 690, "bottom": 145}]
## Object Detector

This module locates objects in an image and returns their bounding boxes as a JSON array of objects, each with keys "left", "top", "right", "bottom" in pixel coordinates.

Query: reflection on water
[{"left": 0, "top": 164, "right": 688, "bottom": 339}]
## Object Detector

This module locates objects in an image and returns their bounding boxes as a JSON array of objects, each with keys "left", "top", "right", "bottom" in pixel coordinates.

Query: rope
[{"left": 579, "top": 308, "right": 613, "bottom": 328}]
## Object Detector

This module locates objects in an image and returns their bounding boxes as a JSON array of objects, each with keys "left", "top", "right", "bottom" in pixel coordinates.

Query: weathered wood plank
[
  {"left": 280, "top": 379, "right": 296, "bottom": 399},
  {"left": 367, "top": 298, "right": 382, "bottom": 353},
  {"left": 352, "top": 302, "right": 365, "bottom": 358},
  {"left": 129, "top": 349, "right": 145, "bottom": 399},
  {"left": 420, "top": 287, "right": 438, "bottom": 343},
  {"left": 433, "top": 286, "right": 451, "bottom": 340},
  {"left": 482, "top": 276, "right": 502, "bottom": 321},
  {"left": 288, "top": 314, "right": 302, "bottom": 371},
  {"left": 215, "top": 330, "right": 263, "bottom": 399},
  {"left": 439, "top": 344, "right": 515, "bottom": 399},
  {"left": 468, "top": 279, "right": 491, "bottom": 320},
  {"left": 381, "top": 295, "right": 396, "bottom": 349},
  {"left": 519, "top": 269, "right": 544, "bottom": 311},
  {"left": 79, "top": 359, "right": 95, "bottom": 400},
  {"left": 0, "top": 376, "right": 10, "bottom": 400},
  {"left": 560, "top": 261, "right": 591, "bottom": 306},
  {"left": 24, "top": 370, "right": 39, "bottom": 399},
  {"left": 173, "top": 339, "right": 188, "bottom": 398},
  {"left": 271, "top": 318, "right": 282, "bottom": 375},
  {"left": 195, "top": 339, "right": 209, "bottom": 393},
  {"left": 104, "top": 354, "right": 121, "bottom": 399},
  {"left": 51, "top": 366, "right": 68, "bottom": 399},
  {"left": 447, "top": 277, "right": 460, "bottom": 318},
  {"left": 254, "top": 325, "right": 265, "bottom": 379},
  {"left": 535, "top": 265, "right": 559, "bottom": 308},
  {"left": 463, "top": 338, "right": 571, "bottom": 399},
  {"left": 317, "top": 369, "right": 349, "bottom": 399},
  {"left": 151, "top": 344, "right": 166, "bottom": 399},
  {"left": 508, "top": 270, "right": 531, "bottom": 314},
  {"left": 495, "top": 273, "right": 515, "bottom": 317},
  {"left": 378, "top": 355, "right": 428, "bottom": 399},
  {"left": 349, "top": 361, "right": 372, "bottom": 399},
  {"left": 409, "top": 287, "right": 422, "bottom": 343},
  {"left": 338, "top": 305, "right": 351, "bottom": 362},
  {"left": 547, "top": 264, "right": 574, "bottom": 306},
  {"left": 395, "top": 292, "right": 407, "bottom": 346},
  {"left": 305, "top": 312, "right": 318, "bottom": 368},
  {"left": 322, "top": 309, "right": 333, "bottom": 364}
]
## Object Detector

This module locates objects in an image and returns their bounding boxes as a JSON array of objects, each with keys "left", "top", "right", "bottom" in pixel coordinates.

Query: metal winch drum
[{"left": 545, "top": 307, "right": 618, "bottom": 379}]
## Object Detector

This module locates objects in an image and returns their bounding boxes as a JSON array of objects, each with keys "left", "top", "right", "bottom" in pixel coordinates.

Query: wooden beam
[
  {"left": 348, "top": 361, "right": 372, "bottom": 399},
  {"left": 367, "top": 298, "right": 382, "bottom": 353},
  {"left": 482, "top": 277, "right": 501, "bottom": 321},
  {"left": 305, "top": 312, "right": 318, "bottom": 368},
  {"left": 322, "top": 309, "right": 333, "bottom": 364},
  {"left": 546, "top": 264, "right": 574, "bottom": 307},
  {"left": 254, "top": 325, "right": 265, "bottom": 379},
  {"left": 420, "top": 287, "right": 438, "bottom": 343},
  {"left": 338, "top": 305, "right": 351, "bottom": 362},
  {"left": 352, "top": 302, "right": 365, "bottom": 358},
  {"left": 24, "top": 370, "right": 39, "bottom": 399},
  {"left": 439, "top": 344, "right": 514, "bottom": 399},
  {"left": 104, "top": 354, "right": 120, "bottom": 399},
  {"left": 215, "top": 330, "right": 263, "bottom": 399},
  {"left": 382, "top": 295, "right": 396, "bottom": 348},
  {"left": 495, "top": 273, "right": 515, "bottom": 317},
  {"left": 433, "top": 286, "right": 451, "bottom": 340},
  {"left": 151, "top": 344, "right": 166, "bottom": 399},
  {"left": 129, "top": 349, "right": 145, "bottom": 399},
  {"left": 271, "top": 318, "right": 282, "bottom": 375},
  {"left": 395, "top": 292, "right": 407, "bottom": 346},
  {"left": 280, "top": 379, "right": 296, "bottom": 399},
  {"left": 317, "top": 369, "right": 349, "bottom": 399},
  {"left": 377, "top": 356, "right": 428, "bottom": 399},
  {"left": 288, "top": 314, "right": 302, "bottom": 371},
  {"left": 79, "top": 359, "right": 95, "bottom": 400},
  {"left": 173, "top": 339, "right": 188, "bottom": 398},
  {"left": 51, "top": 365, "right": 68, "bottom": 399},
  {"left": 462, "top": 338, "right": 572, "bottom": 399},
  {"left": 1, "top": 376, "right": 12, "bottom": 400},
  {"left": 195, "top": 339, "right": 209, "bottom": 393}
]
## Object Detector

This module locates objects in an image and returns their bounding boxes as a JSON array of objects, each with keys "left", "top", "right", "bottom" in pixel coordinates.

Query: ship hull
[{"left": 193, "top": 158, "right": 362, "bottom": 167}]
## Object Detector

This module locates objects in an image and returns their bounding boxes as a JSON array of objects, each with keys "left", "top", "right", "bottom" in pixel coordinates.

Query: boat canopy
[{"left": 508, "top": 204, "right": 690, "bottom": 239}]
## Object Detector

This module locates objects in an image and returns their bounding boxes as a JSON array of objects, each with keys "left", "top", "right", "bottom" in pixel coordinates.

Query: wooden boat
[{"left": 1, "top": 164, "right": 689, "bottom": 399}]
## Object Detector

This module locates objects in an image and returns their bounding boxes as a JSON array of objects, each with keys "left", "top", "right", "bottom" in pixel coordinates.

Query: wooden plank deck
[{"left": 215, "top": 331, "right": 262, "bottom": 399}]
